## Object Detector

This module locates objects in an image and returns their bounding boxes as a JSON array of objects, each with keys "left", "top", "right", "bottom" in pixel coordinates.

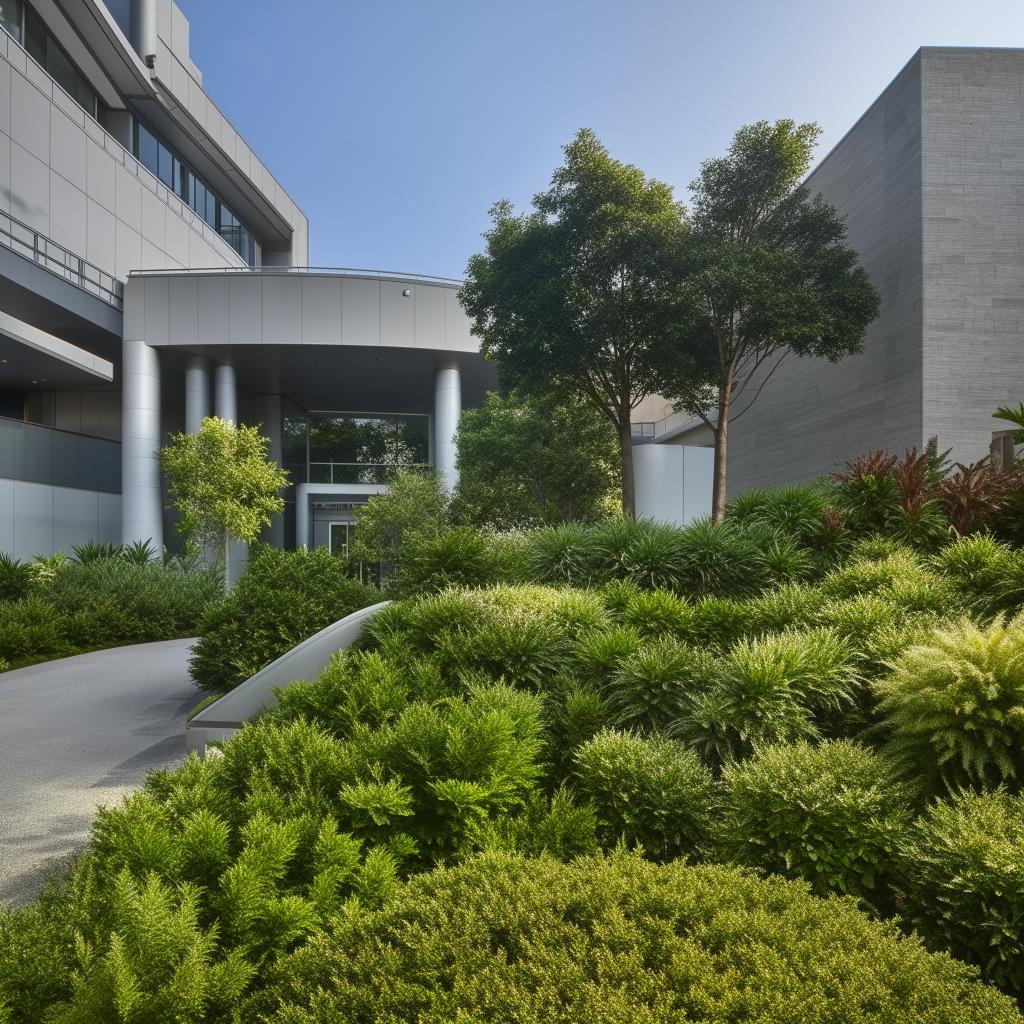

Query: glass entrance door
[{"left": 328, "top": 521, "right": 354, "bottom": 558}]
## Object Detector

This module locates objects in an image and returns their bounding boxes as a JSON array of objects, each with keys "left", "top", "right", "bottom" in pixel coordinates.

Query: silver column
[
  {"left": 130, "top": 0, "right": 158, "bottom": 63},
  {"left": 215, "top": 362, "right": 237, "bottom": 424},
  {"left": 185, "top": 355, "right": 211, "bottom": 434},
  {"left": 434, "top": 358, "right": 462, "bottom": 492},
  {"left": 121, "top": 339, "right": 163, "bottom": 552}
]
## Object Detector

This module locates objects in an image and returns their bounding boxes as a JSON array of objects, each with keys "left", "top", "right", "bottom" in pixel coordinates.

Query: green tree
[
  {"left": 461, "top": 129, "right": 693, "bottom": 516},
  {"left": 160, "top": 416, "right": 288, "bottom": 582},
  {"left": 349, "top": 469, "right": 449, "bottom": 585},
  {"left": 668, "top": 120, "right": 880, "bottom": 522},
  {"left": 452, "top": 391, "right": 618, "bottom": 528}
]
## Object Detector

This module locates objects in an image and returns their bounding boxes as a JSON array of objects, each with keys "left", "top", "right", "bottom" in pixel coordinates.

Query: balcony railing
[
  {"left": 129, "top": 266, "right": 464, "bottom": 287},
  {"left": 0, "top": 210, "right": 124, "bottom": 309}
]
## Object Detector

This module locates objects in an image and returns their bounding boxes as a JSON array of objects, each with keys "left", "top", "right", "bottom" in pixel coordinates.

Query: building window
[
  {"left": 306, "top": 413, "right": 431, "bottom": 485},
  {"left": 133, "top": 122, "right": 258, "bottom": 264},
  {"left": 5, "top": 1, "right": 105, "bottom": 123}
]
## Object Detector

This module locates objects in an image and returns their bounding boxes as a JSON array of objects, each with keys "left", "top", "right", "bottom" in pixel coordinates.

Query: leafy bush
[
  {"left": 932, "top": 533, "right": 1023, "bottom": 616},
  {"left": 718, "top": 740, "right": 916, "bottom": 910},
  {"left": 255, "top": 851, "right": 1022, "bottom": 1024},
  {"left": 526, "top": 521, "right": 598, "bottom": 585},
  {"left": 876, "top": 615, "right": 1024, "bottom": 794},
  {"left": 395, "top": 527, "right": 529, "bottom": 595},
  {"left": 0, "top": 553, "right": 32, "bottom": 602},
  {"left": 189, "top": 545, "right": 376, "bottom": 693},
  {"left": 573, "top": 729, "right": 716, "bottom": 858},
  {"left": 726, "top": 480, "right": 844, "bottom": 555},
  {"left": 672, "top": 628, "right": 858, "bottom": 767},
  {"left": 605, "top": 634, "right": 714, "bottom": 731},
  {"left": 900, "top": 789, "right": 1024, "bottom": 994}
]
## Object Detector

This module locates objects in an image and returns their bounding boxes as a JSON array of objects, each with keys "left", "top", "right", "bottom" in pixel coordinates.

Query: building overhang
[{"left": 0, "top": 309, "right": 114, "bottom": 388}]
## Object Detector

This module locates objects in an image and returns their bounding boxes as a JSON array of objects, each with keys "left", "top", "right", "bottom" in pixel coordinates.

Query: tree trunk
[
  {"left": 618, "top": 418, "right": 636, "bottom": 518},
  {"left": 711, "top": 390, "right": 730, "bottom": 524}
]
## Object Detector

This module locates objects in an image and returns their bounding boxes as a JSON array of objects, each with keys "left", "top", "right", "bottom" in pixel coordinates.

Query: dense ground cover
[
  {"left": 0, "top": 546, "right": 222, "bottom": 671},
  {"left": 5, "top": 510, "right": 1024, "bottom": 1020},
  {"left": 5, "top": 455, "right": 1024, "bottom": 1021}
]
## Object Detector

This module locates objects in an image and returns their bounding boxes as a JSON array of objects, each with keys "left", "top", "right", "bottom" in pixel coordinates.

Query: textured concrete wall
[
  {"left": 726, "top": 52, "right": 925, "bottom": 493},
  {"left": 0, "top": 29, "right": 245, "bottom": 279},
  {"left": 920, "top": 48, "right": 1024, "bottom": 464}
]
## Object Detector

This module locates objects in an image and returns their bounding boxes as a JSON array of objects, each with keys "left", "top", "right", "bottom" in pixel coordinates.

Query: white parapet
[
  {"left": 186, "top": 600, "right": 391, "bottom": 755},
  {"left": 633, "top": 443, "right": 714, "bottom": 526}
]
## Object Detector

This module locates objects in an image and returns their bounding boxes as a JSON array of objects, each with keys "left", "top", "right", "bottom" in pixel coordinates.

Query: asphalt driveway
[{"left": 0, "top": 639, "right": 196, "bottom": 906}]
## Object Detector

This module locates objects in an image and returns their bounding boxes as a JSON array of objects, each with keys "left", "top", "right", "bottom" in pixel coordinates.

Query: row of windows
[
  {"left": 0, "top": 0, "right": 260, "bottom": 267},
  {"left": 134, "top": 122, "right": 258, "bottom": 265},
  {"left": 0, "top": 0, "right": 106, "bottom": 122}
]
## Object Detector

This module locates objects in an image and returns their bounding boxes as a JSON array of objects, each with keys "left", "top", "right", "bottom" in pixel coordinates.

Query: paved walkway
[{"left": 0, "top": 639, "right": 197, "bottom": 906}]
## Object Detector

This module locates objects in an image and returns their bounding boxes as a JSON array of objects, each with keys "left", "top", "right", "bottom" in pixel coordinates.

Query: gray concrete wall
[
  {"left": 920, "top": 48, "right": 1024, "bottom": 464},
  {"left": 0, "top": 479, "right": 121, "bottom": 557},
  {"left": 25, "top": 389, "right": 121, "bottom": 440},
  {"left": 124, "top": 272, "right": 480, "bottom": 354},
  {"left": 0, "top": 27, "right": 246, "bottom": 280},
  {"left": 726, "top": 52, "right": 925, "bottom": 493}
]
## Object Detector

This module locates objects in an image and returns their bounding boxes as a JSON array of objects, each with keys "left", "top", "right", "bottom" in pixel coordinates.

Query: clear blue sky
[{"left": 175, "top": 0, "right": 1024, "bottom": 278}]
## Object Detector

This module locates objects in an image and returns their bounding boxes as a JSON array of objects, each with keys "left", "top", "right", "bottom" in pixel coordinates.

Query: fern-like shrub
[
  {"left": 573, "top": 730, "right": 716, "bottom": 859},
  {"left": 254, "top": 851, "right": 1022, "bottom": 1024},
  {"left": 189, "top": 544, "right": 376, "bottom": 693},
  {"left": 899, "top": 789, "right": 1024, "bottom": 995},
  {"left": 718, "top": 740, "right": 916, "bottom": 910},
  {"left": 932, "top": 533, "right": 1023, "bottom": 616},
  {"left": 876, "top": 615, "right": 1024, "bottom": 794},
  {"left": 0, "top": 552, "right": 32, "bottom": 602}
]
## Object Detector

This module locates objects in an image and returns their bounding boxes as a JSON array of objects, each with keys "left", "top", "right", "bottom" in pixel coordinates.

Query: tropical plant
[
  {"left": 0, "top": 553, "right": 32, "bottom": 602},
  {"left": 876, "top": 615, "right": 1024, "bottom": 794}
]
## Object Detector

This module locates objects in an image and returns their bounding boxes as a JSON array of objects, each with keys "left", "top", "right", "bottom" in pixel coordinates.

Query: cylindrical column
[
  {"left": 130, "top": 0, "right": 158, "bottom": 63},
  {"left": 122, "top": 338, "right": 163, "bottom": 553},
  {"left": 434, "top": 358, "right": 461, "bottom": 492},
  {"left": 184, "top": 355, "right": 211, "bottom": 434},
  {"left": 215, "top": 362, "right": 237, "bottom": 424}
]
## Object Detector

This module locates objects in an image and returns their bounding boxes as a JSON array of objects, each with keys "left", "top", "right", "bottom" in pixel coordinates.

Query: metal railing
[
  {"left": 129, "top": 266, "right": 464, "bottom": 287},
  {"left": 308, "top": 461, "right": 431, "bottom": 485},
  {"left": 0, "top": 210, "right": 124, "bottom": 309}
]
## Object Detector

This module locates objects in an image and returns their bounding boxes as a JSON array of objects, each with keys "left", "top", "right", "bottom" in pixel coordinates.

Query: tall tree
[
  {"left": 452, "top": 390, "right": 619, "bottom": 529},
  {"left": 668, "top": 120, "right": 880, "bottom": 522},
  {"left": 160, "top": 416, "right": 288, "bottom": 584},
  {"left": 461, "top": 129, "right": 692, "bottom": 516}
]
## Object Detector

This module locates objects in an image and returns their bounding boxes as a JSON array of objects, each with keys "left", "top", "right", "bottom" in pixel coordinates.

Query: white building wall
[
  {"left": 0, "top": 27, "right": 245, "bottom": 278},
  {"left": 0, "top": 479, "right": 121, "bottom": 558}
]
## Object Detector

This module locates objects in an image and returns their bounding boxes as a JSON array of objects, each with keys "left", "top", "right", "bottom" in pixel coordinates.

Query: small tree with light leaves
[{"left": 160, "top": 416, "right": 288, "bottom": 584}]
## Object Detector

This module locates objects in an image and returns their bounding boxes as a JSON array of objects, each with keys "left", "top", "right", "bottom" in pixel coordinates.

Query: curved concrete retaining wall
[{"left": 185, "top": 600, "right": 391, "bottom": 755}]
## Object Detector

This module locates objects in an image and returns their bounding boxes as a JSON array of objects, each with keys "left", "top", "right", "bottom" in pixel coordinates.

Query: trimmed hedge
[{"left": 254, "top": 851, "right": 1021, "bottom": 1024}]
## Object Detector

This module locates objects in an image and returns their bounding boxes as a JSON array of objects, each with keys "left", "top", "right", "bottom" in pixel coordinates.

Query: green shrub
[
  {"left": 0, "top": 598, "right": 73, "bottom": 664},
  {"left": 573, "top": 730, "right": 716, "bottom": 859},
  {"left": 719, "top": 740, "right": 916, "bottom": 910},
  {"left": 933, "top": 533, "right": 1022, "bottom": 616},
  {"left": 45, "top": 872, "right": 254, "bottom": 1024},
  {"left": 900, "top": 789, "right": 1024, "bottom": 995},
  {"left": 726, "top": 481, "right": 842, "bottom": 552},
  {"left": 618, "top": 587, "right": 695, "bottom": 637},
  {"left": 189, "top": 545, "right": 376, "bottom": 693},
  {"left": 255, "top": 851, "right": 1022, "bottom": 1024},
  {"left": 605, "top": 634, "right": 715, "bottom": 731},
  {"left": 876, "top": 615, "right": 1024, "bottom": 794},
  {"left": 395, "top": 527, "right": 529, "bottom": 595},
  {"left": 0, "top": 553, "right": 32, "bottom": 602},
  {"left": 526, "top": 522, "right": 598, "bottom": 585},
  {"left": 673, "top": 629, "right": 858, "bottom": 767}
]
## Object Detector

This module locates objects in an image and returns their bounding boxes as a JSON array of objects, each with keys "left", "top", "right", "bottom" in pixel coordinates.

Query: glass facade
[
  {"left": 1, "top": 0, "right": 107, "bottom": 123},
  {"left": 307, "top": 413, "right": 430, "bottom": 485},
  {"left": 133, "top": 122, "right": 257, "bottom": 265}
]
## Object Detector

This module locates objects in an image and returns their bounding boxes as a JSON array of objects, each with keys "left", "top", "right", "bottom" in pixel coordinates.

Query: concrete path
[{"left": 0, "top": 639, "right": 196, "bottom": 906}]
